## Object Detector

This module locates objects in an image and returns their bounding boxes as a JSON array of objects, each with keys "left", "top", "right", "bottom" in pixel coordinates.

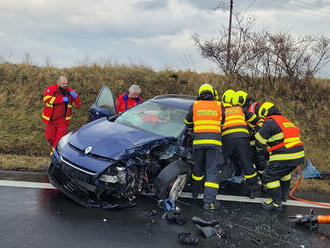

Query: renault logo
[{"left": 85, "top": 146, "right": 92, "bottom": 155}]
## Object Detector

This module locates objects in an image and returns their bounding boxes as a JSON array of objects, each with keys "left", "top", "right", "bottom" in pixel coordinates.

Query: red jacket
[
  {"left": 42, "top": 84, "right": 81, "bottom": 124},
  {"left": 116, "top": 92, "right": 142, "bottom": 114}
]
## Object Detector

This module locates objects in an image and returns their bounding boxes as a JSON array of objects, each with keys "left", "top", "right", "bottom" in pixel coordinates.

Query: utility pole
[{"left": 226, "top": 0, "right": 233, "bottom": 73}]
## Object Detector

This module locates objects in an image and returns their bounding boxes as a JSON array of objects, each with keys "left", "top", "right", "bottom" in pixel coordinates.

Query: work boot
[
  {"left": 263, "top": 186, "right": 283, "bottom": 211},
  {"left": 262, "top": 200, "right": 283, "bottom": 211},
  {"left": 280, "top": 180, "right": 291, "bottom": 202},
  {"left": 248, "top": 190, "right": 257, "bottom": 199},
  {"left": 246, "top": 177, "right": 259, "bottom": 199},
  {"left": 202, "top": 202, "right": 219, "bottom": 211}
]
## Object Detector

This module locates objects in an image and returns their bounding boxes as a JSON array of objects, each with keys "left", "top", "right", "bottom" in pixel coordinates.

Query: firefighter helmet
[
  {"left": 259, "top": 102, "right": 275, "bottom": 119},
  {"left": 232, "top": 90, "right": 248, "bottom": 106},
  {"left": 198, "top": 83, "right": 215, "bottom": 97},
  {"left": 222, "top": 89, "right": 235, "bottom": 104}
]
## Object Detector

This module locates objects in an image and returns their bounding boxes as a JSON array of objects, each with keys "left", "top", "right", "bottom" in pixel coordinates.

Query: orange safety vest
[
  {"left": 265, "top": 115, "right": 303, "bottom": 152},
  {"left": 42, "top": 84, "right": 81, "bottom": 124},
  {"left": 192, "top": 100, "right": 223, "bottom": 146},
  {"left": 222, "top": 105, "right": 248, "bottom": 136}
]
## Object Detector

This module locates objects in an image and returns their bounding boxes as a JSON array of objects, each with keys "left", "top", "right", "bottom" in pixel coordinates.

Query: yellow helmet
[
  {"left": 222, "top": 89, "right": 235, "bottom": 104},
  {"left": 198, "top": 83, "right": 215, "bottom": 97},
  {"left": 232, "top": 90, "right": 248, "bottom": 106},
  {"left": 259, "top": 102, "right": 275, "bottom": 119}
]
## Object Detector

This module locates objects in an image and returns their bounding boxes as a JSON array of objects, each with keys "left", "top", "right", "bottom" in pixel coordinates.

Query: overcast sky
[{"left": 0, "top": 0, "right": 329, "bottom": 77}]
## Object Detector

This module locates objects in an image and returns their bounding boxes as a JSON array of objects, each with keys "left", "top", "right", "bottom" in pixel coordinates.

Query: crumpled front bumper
[{"left": 48, "top": 150, "right": 124, "bottom": 208}]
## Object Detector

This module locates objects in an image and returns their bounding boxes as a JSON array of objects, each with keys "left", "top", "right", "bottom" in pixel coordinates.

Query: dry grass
[
  {"left": 290, "top": 176, "right": 330, "bottom": 195},
  {"left": 0, "top": 63, "right": 329, "bottom": 193},
  {"left": 0, "top": 154, "right": 49, "bottom": 171}
]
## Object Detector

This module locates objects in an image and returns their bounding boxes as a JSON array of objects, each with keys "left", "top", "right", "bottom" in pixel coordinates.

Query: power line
[
  {"left": 250, "top": 0, "right": 330, "bottom": 21},
  {"left": 256, "top": 0, "right": 330, "bottom": 15}
]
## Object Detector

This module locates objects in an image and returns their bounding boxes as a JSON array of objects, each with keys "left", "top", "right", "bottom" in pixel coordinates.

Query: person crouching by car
[
  {"left": 42, "top": 75, "right": 81, "bottom": 156},
  {"left": 255, "top": 102, "right": 305, "bottom": 211},
  {"left": 116, "top": 84, "right": 142, "bottom": 114}
]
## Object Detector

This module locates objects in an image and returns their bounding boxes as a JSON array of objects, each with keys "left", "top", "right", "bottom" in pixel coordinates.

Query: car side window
[{"left": 96, "top": 86, "right": 115, "bottom": 110}]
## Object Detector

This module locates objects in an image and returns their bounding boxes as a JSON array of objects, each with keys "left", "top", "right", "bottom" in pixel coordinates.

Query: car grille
[
  {"left": 60, "top": 156, "right": 96, "bottom": 178},
  {"left": 50, "top": 165, "right": 83, "bottom": 193},
  {"left": 48, "top": 162, "right": 98, "bottom": 207}
]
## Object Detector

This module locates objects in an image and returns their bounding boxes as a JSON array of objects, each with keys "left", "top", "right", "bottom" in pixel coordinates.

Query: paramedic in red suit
[
  {"left": 116, "top": 84, "right": 142, "bottom": 114},
  {"left": 42, "top": 76, "right": 81, "bottom": 155}
]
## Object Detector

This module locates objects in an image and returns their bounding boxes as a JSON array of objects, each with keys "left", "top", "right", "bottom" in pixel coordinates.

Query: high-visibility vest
[
  {"left": 222, "top": 105, "right": 248, "bottom": 136},
  {"left": 265, "top": 115, "right": 303, "bottom": 153},
  {"left": 192, "top": 100, "right": 223, "bottom": 146}
]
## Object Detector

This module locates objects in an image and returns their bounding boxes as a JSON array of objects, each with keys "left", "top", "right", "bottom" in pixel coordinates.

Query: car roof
[{"left": 151, "top": 94, "right": 196, "bottom": 111}]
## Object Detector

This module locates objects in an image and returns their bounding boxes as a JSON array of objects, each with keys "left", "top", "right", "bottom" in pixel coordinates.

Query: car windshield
[{"left": 114, "top": 101, "right": 188, "bottom": 138}]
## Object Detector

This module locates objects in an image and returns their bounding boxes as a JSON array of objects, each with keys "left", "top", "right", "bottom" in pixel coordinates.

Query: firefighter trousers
[
  {"left": 223, "top": 137, "right": 258, "bottom": 191},
  {"left": 193, "top": 147, "right": 224, "bottom": 204}
]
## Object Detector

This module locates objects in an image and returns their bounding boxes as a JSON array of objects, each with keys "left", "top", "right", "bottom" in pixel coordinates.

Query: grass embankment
[{"left": 0, "top": 63, "right": 329, "bottom": 193}]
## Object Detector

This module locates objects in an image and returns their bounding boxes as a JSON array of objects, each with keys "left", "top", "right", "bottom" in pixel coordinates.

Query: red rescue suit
[
  {"left": 42, "top": 84, "right": 81, "bottom": 153},
  {"left": 115, "top": 92, "right": 142, "bottom": 114}
]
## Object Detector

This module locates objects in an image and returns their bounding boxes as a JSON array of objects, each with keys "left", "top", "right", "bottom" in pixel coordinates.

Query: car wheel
[{"left": 153, "top": 159, "right": 191, "bottom": 200}]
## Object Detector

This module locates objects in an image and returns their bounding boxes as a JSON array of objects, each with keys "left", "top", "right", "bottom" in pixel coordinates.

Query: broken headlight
[{"left": 98, "top": 166, "right": 126, "bottom": 184}]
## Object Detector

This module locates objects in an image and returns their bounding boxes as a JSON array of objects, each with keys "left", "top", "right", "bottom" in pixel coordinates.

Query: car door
[{"left": 88, "top": 85, "right": 116, "bottom": 122}]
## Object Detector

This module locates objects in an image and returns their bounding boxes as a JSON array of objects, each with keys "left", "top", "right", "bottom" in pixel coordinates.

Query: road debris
[{"left": 177, "top": 232, "right": 199, "bottom": 246}]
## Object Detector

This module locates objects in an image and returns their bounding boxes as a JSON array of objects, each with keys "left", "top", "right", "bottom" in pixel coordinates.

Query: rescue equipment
[{"left": 290, "top": 209, "right": 330, "bottom": 230}]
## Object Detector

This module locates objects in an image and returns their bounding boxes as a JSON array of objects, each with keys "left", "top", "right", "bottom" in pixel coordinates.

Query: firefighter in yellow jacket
[
  {"left": 185, "top": 84, "right": 225, "bottom": 211},
  {"left": 255, "top": 102, "right": 305, "bottom": 211}
]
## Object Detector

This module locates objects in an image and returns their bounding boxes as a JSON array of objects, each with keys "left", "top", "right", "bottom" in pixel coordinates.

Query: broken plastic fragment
[
  {"left": 178, "top": 232, "right": 199, "bottom": 245},
  {"left": 196, "top": 224, "right": 217, "bottom": 239}
]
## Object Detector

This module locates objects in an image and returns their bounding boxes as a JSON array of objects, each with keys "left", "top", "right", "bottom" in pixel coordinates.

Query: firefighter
[
  {"left": 42, "top": 76, "right": 81, "bottom": 155},
  {"left": 255, "top": 102, "right": 305, "bottom": 211},
  {"left": 233, "top": 91, "right": 267, "bottom": 173},
  {"left": 221, "top": 90, "right": 259, "bottom": 199},
  {"left": 116, "top": 84, "right": 142, "bottom": 114},
  {"left": 185, "top": 83, "right": 225, "bottom": 211}
]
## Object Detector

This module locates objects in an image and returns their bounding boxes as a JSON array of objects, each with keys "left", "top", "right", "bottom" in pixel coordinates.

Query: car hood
[{"left": 69, "top": 118, "right": 173, "bottom": 160}]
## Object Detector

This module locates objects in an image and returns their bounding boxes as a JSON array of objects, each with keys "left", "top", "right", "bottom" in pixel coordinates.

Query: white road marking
[
  {"left": 0, "top": 180, "right": 329, "bottom": 209},
  {"left": 180, "top": 192, "right": 330, "bottom": 209},
  {"left": 0, "top": 180, "right": 56, "bottom": 189}
]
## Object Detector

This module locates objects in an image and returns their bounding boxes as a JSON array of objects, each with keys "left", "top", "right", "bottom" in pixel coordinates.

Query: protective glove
[
  {"left": 63, "top": 96, "right": 69, "bottom": 103},
  {"left": 70, "top": 90, "right": 77, "bottom": 99}
]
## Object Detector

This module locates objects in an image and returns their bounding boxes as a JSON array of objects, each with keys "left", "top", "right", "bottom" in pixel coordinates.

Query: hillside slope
[{"left": 0, "top": 63, "right": 329, "bottom": 175}]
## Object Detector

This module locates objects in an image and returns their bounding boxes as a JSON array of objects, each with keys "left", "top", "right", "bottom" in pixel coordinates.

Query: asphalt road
[{"left": 0, "top": 171, "right": 329, "bottom": 248}]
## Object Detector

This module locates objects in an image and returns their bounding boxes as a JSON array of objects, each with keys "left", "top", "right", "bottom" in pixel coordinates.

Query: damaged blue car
[{"left": 48, "top": 86, "right": 194, "bottom": 208}]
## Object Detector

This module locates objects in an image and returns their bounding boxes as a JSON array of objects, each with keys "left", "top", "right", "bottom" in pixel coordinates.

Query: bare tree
[{"left": 193, "top": 13, "right": 330, "bottom": 94}]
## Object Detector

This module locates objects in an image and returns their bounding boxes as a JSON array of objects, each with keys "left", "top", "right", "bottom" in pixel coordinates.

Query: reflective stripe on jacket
[
  {"left": 248, "top": 101, "right": 261, "bottom": 114},
  {"left": 42, "top": 84, "right": 81, "bottom": 124},
  {"left": 265, "top": 115, "right": 303, "bottom": 153},
  {"left": 192, "top": 100, "right": 223, "bottom": 147},
  {"left": 255, "top": 115, "right": 304, "bottom": 162},
  {"left": 222, "top": 105, "right": 249, "bottom": 136}
]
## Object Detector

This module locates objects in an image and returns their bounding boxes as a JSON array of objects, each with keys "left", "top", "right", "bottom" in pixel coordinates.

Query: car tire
[{"left": 153, "top": 159, "right": 191, "bottom": 200}]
